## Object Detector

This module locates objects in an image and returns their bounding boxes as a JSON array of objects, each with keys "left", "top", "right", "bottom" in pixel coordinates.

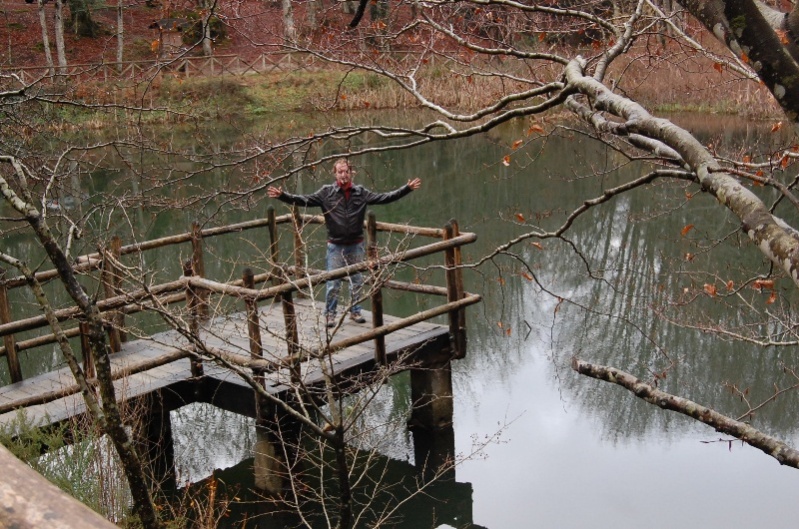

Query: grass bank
[{"left": 37, "top": 50, "right": 782, "bottom": 131}]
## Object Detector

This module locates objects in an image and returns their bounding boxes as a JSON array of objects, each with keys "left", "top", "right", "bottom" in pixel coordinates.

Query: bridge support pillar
[
  {"left": 253, "top": 404, "right": 300, "bottom": 496},
  {"left": 133, "top": 392, "right": 177, "bottom": 492},
  {"left": 409, "top": 361, "right": 455, "bottom": 481}
]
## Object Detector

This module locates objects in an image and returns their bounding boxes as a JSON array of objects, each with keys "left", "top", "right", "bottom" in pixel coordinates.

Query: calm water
[{"left": 3, "top": 112, "right": 799, "bottom": 527}]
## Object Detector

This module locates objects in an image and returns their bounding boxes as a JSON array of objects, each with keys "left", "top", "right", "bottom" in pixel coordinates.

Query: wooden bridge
[
  {"left": 0, "top": 209, "right": 481, "bottom": 527},
  {"left": 0, "top": 209, "right": 479, "bottom": 430}
]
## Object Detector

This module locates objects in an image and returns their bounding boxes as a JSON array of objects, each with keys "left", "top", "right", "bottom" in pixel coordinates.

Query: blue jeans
[{"left": 325, "top": 242, "right": 364, "bottom": 316}]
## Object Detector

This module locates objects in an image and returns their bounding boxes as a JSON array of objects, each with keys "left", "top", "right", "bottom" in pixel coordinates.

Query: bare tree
[{"left": 0, "top": 156, "right": 164, "bottom": 529}]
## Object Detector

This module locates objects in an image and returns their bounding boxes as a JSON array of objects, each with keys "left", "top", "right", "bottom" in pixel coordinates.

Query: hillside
[{"left": 0, "top": 0, "right": 317, "bottom": 68}]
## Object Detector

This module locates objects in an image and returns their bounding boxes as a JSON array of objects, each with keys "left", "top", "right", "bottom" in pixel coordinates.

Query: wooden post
[
  {"left": 268, "top": 207, "right": 299, "bottom": 382},
  {"left": 444, "top": 221, "right": 467, "bottom": 359},
  {"left": 191, "top": 221, "right": 209, "bottom": 320},
  {"left": 253, "top": 408, "right": 301, "bottom": 497},
  {"left": 0, "top": 268, "right": 22, "bottom": 383},
  {"left": 243, "top": 268, "right": 268, "bottom": 425},
  {"left": 79, "top": 321, "right": 95, "bottom": 381},
  {"left": 101, "top": 236, "right": 124, "bottom": 353},
  {"left": 133, "top": 391, "right": 177, "bottom": 492},
  {"left": 182, "top": 259, "right": 204, "bottom": 380},
  {"left": 367, "top": 212, "right": 386, "bottom": 364},
  {"left": 291, "top": 206, "right": 307, "bottom": 298}
]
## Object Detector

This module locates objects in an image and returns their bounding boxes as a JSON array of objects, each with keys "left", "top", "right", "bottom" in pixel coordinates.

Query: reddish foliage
[{"left": 0, "top": 0, "right": 323, "bottom": 68}]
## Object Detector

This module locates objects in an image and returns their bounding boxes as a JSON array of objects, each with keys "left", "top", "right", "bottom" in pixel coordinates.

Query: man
[{"left": 268, "top": 158, "right": 422, "bottom": 327}]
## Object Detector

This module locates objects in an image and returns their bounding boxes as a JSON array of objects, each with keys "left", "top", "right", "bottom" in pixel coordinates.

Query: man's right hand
[{"left": 267, "top": 186, "right": 283, "bottom": 198}]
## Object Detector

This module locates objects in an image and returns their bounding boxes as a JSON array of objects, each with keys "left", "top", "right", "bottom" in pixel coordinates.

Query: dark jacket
[{"left": 276, "top": 183, "right": 412, "bottom": 244}]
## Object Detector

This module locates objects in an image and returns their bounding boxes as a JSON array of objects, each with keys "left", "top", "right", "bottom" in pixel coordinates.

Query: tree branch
[{"left": 572, "top": 358, "right": 799, "bottom": 468}]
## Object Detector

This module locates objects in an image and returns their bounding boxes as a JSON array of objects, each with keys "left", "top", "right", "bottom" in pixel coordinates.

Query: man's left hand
[{"left": 407, "top": 178, "right": 422, "bottom": 190}]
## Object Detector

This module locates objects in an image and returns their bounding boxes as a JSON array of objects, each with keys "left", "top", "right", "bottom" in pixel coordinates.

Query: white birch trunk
[
  {"left": 116, "top": 2, "right": 124, "bottom": 72},
  {"left": 37, "top": 0, "right": 55, "bottom": 76},
  {"left": 54, "top": 0, "right": 67, "bottom": 72},
  {"left": 283, "top": 0, "right": 296, "bottom": 43}
]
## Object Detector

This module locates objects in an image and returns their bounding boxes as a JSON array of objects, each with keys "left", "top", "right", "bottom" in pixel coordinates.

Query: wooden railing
[
  {"left": 4, "top": 51, "right": 445, "bottom": 84},
  {"left": 0, "top": 208, "right": 478, "bottom": 385}
]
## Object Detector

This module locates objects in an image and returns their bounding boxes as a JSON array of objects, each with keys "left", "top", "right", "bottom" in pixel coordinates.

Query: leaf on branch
[
  {"left": 531, "top": 242, "right": 543, "bottom": 250},
  {"left": 726, "top": 280, "right": 734, "bottom": 291},
  {"left": 527, "top": 124, "right": 545, "bottom": 136},
  {"left": 755, "top": 169, "right": 764, "bottom": 177},
  {"left": 467, "top": 76, "right": 473, "bottom": 84},
  {"left": 684, "top": 253, "right": 694, "bottom": 261},
  {"left": 497, "top": 321, "right": 503, "bottom": 328},
  {"left": 340, "top": 94, "right": 348, "bottom": 100},
  {"left": 515, "top": 212, "right": 525, "bottom": 222},
  {"left": 498, "top": 276, "right": 505, "bottom": 286},
  {"left": 781, "top": 156, "right": 790, "bottom": 169},
  {"left": 511, "top": 139, "right": 524, "bottom": 150},
  {"left": 713, "top": 62, "right": 723, "bottom": 73},
  {"left": 767, "top": 291, "right": 778, "bottom": 304},
  {"left": 777, "top": 29, "right": 790, "bottom": 45},
  {"left": 538, "top": 32, "right": 546, "bottom": 41},
  {"left": 753, "top": 279, "right": 775, "bottom": 291},
  {"left": 742, "top": 154, "right": 751, "bottom": 163},
  {"left": 685, "top": 191, "right": 694, "bottom": 199},
  {"left": 771, "top": 121, "right": 783, "bottom": 133},
  {"left": 680, "top": 224, "right": 694, "bottom": 236},
  {"left": 521, "top": 272, "right": 533, "bottom": 281},
  {"left": 741, "top": 52, "right": 750, "bottom": 63},
  {"left": 502, "top": 155, "right": 511, "bottom": 166},
  {"left": 506, "top": 327, "right": 512, "bottom": 336},
  {"left": 703, "top": 283, "right": 717, "bottom": 297}
]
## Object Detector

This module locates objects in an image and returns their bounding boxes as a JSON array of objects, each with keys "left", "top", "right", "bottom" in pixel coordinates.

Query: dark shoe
[
  {"left": 350, "top": 311, "right": 366, "bottom": 324},
  {"left": 326, "top": 314, "right": 336, "bottom": 328}
]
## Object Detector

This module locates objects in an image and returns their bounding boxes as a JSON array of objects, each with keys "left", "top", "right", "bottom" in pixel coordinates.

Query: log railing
[{"left": 0, "top": 209, "right": 478, "bottom": 385}]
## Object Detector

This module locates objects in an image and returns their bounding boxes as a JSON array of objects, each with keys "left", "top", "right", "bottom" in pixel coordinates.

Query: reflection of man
[{"left": 268, "top": 158, "right": 422, "bottom": 327}]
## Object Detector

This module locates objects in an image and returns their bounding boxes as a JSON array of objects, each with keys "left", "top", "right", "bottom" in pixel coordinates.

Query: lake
[{"left": 2, "top": 111, "right": 798, "bottom": 528}]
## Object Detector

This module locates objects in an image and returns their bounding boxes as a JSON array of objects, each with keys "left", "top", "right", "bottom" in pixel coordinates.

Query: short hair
[{"left": 333, "top": 157, "right": 350, "bottom": 171}]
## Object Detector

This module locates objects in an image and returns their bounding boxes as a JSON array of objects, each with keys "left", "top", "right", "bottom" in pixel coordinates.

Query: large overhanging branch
[
  {"left": 572, "top": 358, "right": 799, "bottom": 468},
  {"left": 564, "top": 57, "right": 799, "bottom": 289}
]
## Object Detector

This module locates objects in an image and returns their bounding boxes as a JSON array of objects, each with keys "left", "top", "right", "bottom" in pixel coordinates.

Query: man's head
[{"left": 333, "top": 158, "right": 353, "bottom": 187}]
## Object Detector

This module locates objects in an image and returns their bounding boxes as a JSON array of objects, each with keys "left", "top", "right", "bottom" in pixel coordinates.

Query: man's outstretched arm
[{"left": 267, "top": 185, "right": 324, "bottom": 207}]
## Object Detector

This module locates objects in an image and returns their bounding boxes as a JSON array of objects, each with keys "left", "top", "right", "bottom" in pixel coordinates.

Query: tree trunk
[
  {"left": 202, "top": 0, "right": 213, "bottom": 57},
  {"left": 37, "top": 0, "right": 55, "bottom": 76},
  {"left": 116, "top": 2, "right": 124, "bottom": 72},
  {"left": 67, "top": 0, "right": 100, "bottom": 37},
  {"left": 283, "top": 0, "right": 296, "bottom": 42},
  {"left": 333, "top": 433, "right": 352, "bottom": 529},
  {"left": 54, "top": 0, "right": 67, "bottom": 72},
  {"left": 306, "top": 0, "right": 318, "bottom": 30}
]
